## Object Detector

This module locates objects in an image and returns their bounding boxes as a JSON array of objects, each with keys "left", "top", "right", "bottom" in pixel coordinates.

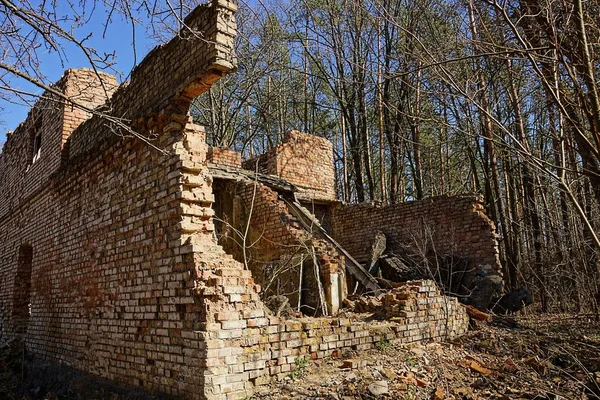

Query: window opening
[
  {"left": 32, "top": 133, "right": 42, "bottom": 163},
  {"left": 27, "top": 118, "right": 42, "bottom": 168}
]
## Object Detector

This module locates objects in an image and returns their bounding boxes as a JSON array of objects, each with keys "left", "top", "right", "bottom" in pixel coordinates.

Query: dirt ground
[{"left": 254, "top": 314, "right": 600, "bottom": 400}]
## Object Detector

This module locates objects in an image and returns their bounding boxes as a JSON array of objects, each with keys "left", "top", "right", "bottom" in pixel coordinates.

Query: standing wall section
[
  {"left": 242, "top": 131, "right": 336, "bottom": 202},
  {"left": 0, "top": 70, "right": 118, "bottom": 219},
  {"left": 331, "top": 195, "right": 500, "bottom": 270},
  {"left": 330, "top": 195, "right": 502, "bottom": 307},
  {"left": 0, "top": 117, "right": 214, "bottom": 397}
]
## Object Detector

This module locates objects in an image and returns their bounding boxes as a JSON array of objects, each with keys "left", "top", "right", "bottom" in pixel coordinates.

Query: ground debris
[
  {"left": 367, "top": 381, "right": 388, "bottom": 396},
  {"left": 462, "top": 304, "right": 492, "bottom": 322},
  {"left": 465, "top": 360, "right": 492, "bottom": 375},
  {"left": 255, "top": 314, "right": 600, "bottom": 399}
]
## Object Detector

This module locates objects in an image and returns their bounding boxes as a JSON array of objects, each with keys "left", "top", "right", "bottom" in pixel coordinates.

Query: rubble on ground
[
  {"left": 344, "top": 280, "right": 452, "bottom": 320},
  {"left": 254, "top": 314, "right": 600, "bottom": 399}
]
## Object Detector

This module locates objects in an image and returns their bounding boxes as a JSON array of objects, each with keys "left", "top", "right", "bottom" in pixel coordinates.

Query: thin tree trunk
[
  {"left": 304, "top": 13, "right": 309, "bottom": 133},
  {"left": 411, "top": 64, "right": 424, "bottom": 200},
  {"left": 468, "top": 0, "right": 514, "bottom": 298},
  {"left": 341, "top": 112, "right": 350, "bottom": 203},
  {"left": 377, "top": 18, "right": 386, "bottom": 202}
]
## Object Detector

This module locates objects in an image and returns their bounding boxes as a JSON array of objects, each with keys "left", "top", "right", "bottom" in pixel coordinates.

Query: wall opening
[
  {"left": 27, "top": 117, "right": 42, "bottom": 166},
  {"left": 300, "top": 257, "right": 322, "bottom": 316},
  {"left": 33, "top": 133, "right": 42, "bottom": 163},
  {"left": 13, "top": 244, "right": 33, "bottom": 336}
]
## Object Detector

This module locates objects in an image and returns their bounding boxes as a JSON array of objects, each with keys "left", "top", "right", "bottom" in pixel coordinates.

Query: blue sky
[
  {"left": 0, "top": 1, "right": 266, "bottom": 150},
  {"left": 0, "top": 3, "right": 154, "bottom": 148}
]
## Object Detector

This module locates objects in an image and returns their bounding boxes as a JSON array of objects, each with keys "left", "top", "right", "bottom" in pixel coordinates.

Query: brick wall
[
  {"left": 0, "top": 69, "right": 117, "bottom": 220},
  {"left": 61, "top": 69, "right": 120, "bottom": 145},
  {"left": 242, "top": 130, "right": 336, "bottom": 201},
  {"left": 330, "top": 195, "right": 500, "bottom": 269},
  {"left": 0, "top": 2, "right": 472, "bottom": 399},
  {"left": 0, "top": 117, "right": 218, "bottom": 397},
  {"left": 0, "top": 1, "right": 254, "bottom": 399},
  {"left": 207, "top": 146, "right": 242, "bottom": 168},
  {"left": 234, "top": 280, "right": 469, "bottom": 385},
  {"left": 67, "top": 0, "right": 237, "bottom": 158},
  {"left": 330, "top": 195, "right": 502, "bottom": 308}
]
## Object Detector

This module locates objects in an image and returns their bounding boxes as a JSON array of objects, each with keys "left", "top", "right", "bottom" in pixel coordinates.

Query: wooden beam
[
  {"left": 208, "top": 164, "right": 297, "bottom": 193},
  {"left": 284, "top": 197, "right": 381, "bottom": 293}
]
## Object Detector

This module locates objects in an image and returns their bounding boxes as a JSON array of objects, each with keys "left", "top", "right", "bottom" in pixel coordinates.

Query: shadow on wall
[{"left": 12, "top": 244, "right": 33, "bottom": 337}]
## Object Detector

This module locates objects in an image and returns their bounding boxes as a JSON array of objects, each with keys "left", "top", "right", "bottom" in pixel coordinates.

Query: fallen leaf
[
  {"left": 470, "top": 361, "right": 492, "bottom": 375},
  {"left": 432, "top": 386, "right": 444, "bottom": 400},
  {"left": 503, "top": 358, "right": 519, "bottom": 373},
  {"left": 416, "top": 377, "right": 428, "bottom": 387},
  {"left": 523, "top": 356, "right": 546, "bottom": 375}
]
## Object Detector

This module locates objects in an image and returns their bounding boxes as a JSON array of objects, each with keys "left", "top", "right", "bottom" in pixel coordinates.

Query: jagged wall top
[
  {"left": 0, "top": 0, "right": 238, "bottom": 220},
  {"left": 242, "top": 130, "right": 337, "bottom": 202},
  {"left": 68, "top": 0, "right": 238, "bottom": 157},
  {"left": 0, "top": 69, "right": 118, "bottom": 220}
]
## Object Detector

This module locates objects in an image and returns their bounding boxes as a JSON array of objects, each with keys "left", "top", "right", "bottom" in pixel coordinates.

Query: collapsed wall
[
  {"left": 212, "top": 178, "right": 346, "bottom": 316},
  {"left": 239, "top": 280, "right": 468, "bottom": 384},
  {"left": 209, "top": 133, "right": 347, "bottom": 316},
  {"left": 330, "top": 196, "right": 503, "bottom": 308}
]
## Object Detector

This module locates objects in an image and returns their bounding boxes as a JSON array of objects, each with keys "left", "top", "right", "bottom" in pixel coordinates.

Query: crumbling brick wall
[
  {"left": 330, "top": 195, "right": 500, "bottom": 269},
  {"left": 242, "top": 131, "right": 336, "bottom": 201},
  {"left": 239, "top": 280, "right": 468, "bottom": 384},
  {"left": 212, "top": 179, "right": 345, "bottom": 315},
  {"left": 0, "top": 2, "right": 472, "bottom": 399},
  {"left": 330, "top": 195, "right": 502, "bottom": 308},
  {"left": 207, "top": 146, "right": 242, "bottom": 168},
  {"left": 67, "top": 0, "right": 237, "bottom": 158},
  {"left": 1, "top": 118, "right": 221, "bottom": 396},
  {"left": 0, "top": 69, "right": 118, "bottom": 219}
]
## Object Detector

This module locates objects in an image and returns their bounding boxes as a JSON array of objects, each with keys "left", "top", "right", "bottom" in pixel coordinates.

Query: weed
[
  {"left": 376, "top": 338, "right": 391, "bottom": 352},
  {"left": 289, "top": 356, "right": 309, "bottom": 379},
  {"left": 404, "top": 356, "right": 419, "bottom": 367}
]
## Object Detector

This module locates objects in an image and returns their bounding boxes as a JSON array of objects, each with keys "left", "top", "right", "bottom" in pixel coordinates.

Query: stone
[
  {"left": 342, "top": 359, "right": 365, "bottom": 369},
  {"left": 344, "top": 372, "right": 357, "bottom": 382},
  {"left": 367, "top": 380, "right": 389, "bottom": 397},
  {"left": 381, "top": 368, "right": 397, "bottom": 380}
]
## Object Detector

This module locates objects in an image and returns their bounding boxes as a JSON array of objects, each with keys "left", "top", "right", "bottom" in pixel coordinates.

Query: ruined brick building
[{"left": 0, "top": 1, "right": 501, "bottom": 399}]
